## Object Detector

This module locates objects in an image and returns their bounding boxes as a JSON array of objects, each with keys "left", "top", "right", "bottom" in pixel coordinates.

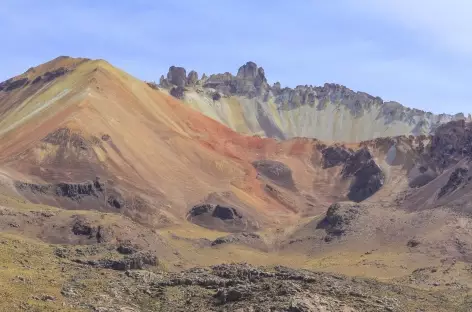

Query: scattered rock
[
  {"left": 71, "top": 216, "right": 110, "bottom": 243},
  {"left": 117, "top": 244, "right": 137, "bottom": 255},
  {"left": 215, "top": 285, "right": 251, "bottom": 303},
  {"left": 317, "top": 202, "right": 361, "bottom": 239},
  {"left": 109, "top": 251, "right": 158, "bottom": 271},
  {"left": 32, "top": 294, "right": 56, "bottom": 301},
  {"left": 211, "top": 232, "right": 265, "bottom": 250},
  {"left": 407, "top": 239, "right": 421, "bottom": 248},
  {"left": 107, "top": 193, "right": 125, "bottom": 209},
  {"left": 252, "top": 160, "right": 296, "bottom": 189},
  {"left": 75, "top": 251, "right": 158, "bottom": 271}
]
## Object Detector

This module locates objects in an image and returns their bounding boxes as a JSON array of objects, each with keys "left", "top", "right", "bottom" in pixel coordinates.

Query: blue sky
[{"left": 1, "top": 0, "right": 471, "bottom": 114}]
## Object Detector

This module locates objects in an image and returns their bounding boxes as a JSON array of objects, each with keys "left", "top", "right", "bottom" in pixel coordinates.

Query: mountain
[
  {"left": 0, "top": 56, "right": 471, "bottom": 311},
  {"left": 158, "top": 62, "right": 470, "bottom": 142}
]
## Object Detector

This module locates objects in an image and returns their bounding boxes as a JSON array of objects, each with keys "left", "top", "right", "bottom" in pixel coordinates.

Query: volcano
[{"left": 0, "top": 56, "right": 471, "bottom": 311}]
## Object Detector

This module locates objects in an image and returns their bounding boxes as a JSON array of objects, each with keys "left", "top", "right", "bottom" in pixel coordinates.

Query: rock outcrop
[
  {"left": 342, "top": 148, "right": 384, "bottom": 202},
  {"left": 170, "top": 86, "right": 185, "bottom": 99},
  {"left": 166, "top": 66, "right": 187, "bottom": 88},
  {"left": 15, "top": 177, "right": 129, "bottom": 211},
  {"left": 438, "top": 167, "right": 470, "bottom": 198},
  {"left": 322, "top": 145, "right": 353, "bottom": 168},
  {"left": 429, "top": 120, "right": 472, "bottom": 170},
  {"left": 158, "top": 62, "right": 470, "bottom": 142},
  {"left": 189, "top": 204, "right": 242, "bottom": 220},
  {"left": 252, "top": 160, "right": 295, "bottom": 189},
  {"left": 70, "top": 215, "right": 110, "bottom": 243},
  {"left": 0, "top": 77, "right": 29, "bottom": 92},
  {"left": 111, "top": 263, "right": 443, "bottom": 311},
  {"left": 211, "top": 232, "right": 267, "bottom": 250},
  {"left": 320, "top": 146, "right": 384, "bottom": 202},
  {"left": 317, "top": 202, "right": 361, "bottom": 241},
  {"left": 187, "top": 70, "right": 198, "bottom": 86},
  {"left": 187, "top": 204, "right": 257, "bottom": 232},
  {"left": 74, "top": 251, "right": 158, "bottom": 271}
]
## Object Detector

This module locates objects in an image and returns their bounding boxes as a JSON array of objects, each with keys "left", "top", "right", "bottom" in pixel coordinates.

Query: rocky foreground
[{"left": 60, "top": 262, "right": 462, "bottom": 312}]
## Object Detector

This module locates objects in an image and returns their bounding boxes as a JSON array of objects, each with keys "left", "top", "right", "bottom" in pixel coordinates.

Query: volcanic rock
[
  {"left": 322, "top": 146, "right": 353, "bottom": 168},
  {"left": 170, "top": 86, "right": 185, "bottom": 99},
  {"left": 187, "top": 70, "right": 198, "bottom": 86},
  {"left": 167, "top": 66, "right": 187, "bottom": 87},
  {"left": 342, "top": 149, "right": 384, "bottom": 202}
]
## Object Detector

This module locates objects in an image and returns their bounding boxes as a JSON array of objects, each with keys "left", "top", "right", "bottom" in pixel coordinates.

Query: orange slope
[{"left": 0, "top": 57, "right": 348, "bottom": 227}]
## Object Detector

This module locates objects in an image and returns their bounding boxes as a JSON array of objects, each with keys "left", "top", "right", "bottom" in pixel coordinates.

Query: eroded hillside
[{"left": 1, "top": 56, "right": 472, "bottom": 311}]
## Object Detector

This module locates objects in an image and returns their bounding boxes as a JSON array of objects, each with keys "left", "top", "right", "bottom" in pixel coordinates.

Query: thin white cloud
[{"left": 345, "top": 0, "right": 472, "bottom": 55}]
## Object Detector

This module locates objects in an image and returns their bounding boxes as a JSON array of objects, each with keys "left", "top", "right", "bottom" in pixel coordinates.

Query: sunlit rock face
[{"left": 160, "top": 62, "right": 470, "bottom": 142}]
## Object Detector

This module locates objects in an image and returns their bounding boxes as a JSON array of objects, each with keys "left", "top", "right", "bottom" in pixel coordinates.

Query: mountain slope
[
  {"left": 158, "top": 62, "right": 470, "bottom": 142},
  {"left": 2, "top": 56, "right": 472, "bottom": 311},
  {"left": 0, "top": 57, "right": 359, "bottom": 230}
]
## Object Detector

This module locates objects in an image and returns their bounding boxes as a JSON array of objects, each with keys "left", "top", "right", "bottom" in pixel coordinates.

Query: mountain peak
[{"left": 0, "top": 56, "right": 93, "bottom": 92}]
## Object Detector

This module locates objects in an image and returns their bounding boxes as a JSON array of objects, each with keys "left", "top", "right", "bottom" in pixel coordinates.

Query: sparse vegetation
[{"left": 146, "top": 81, "right": 159, "bottom": 90}]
